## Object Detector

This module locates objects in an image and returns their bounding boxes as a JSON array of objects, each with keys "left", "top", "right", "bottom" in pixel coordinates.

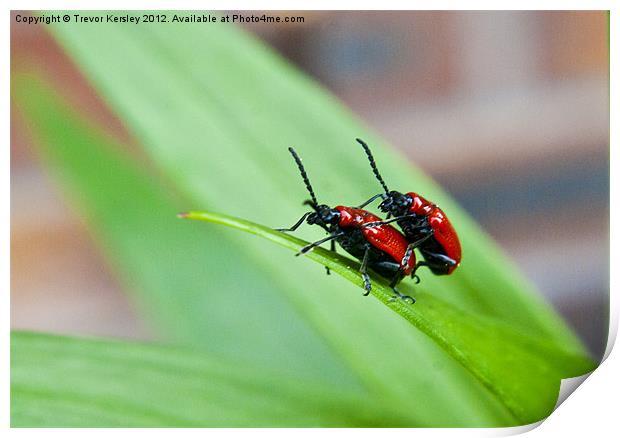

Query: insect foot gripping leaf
[{"left": 179, "top": 211, "right": 596, "bottom": 425}]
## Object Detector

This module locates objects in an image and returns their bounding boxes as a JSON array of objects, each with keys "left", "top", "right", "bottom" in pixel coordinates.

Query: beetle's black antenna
[
  {"left": 288, "top": 147, "right": 319, "bottom": 207},
  {"left": 303, "top": 200, "right": 320, "bottom": 212},
  {"left": 356, "top": 138, "right": 389, "bottom": 194}
]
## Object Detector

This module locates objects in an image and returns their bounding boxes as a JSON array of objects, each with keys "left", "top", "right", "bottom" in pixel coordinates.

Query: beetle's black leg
[
  {"left": 411, "top": 261, "right": 429, "bottom": 278},
  {"left": 357, "top": 193, "right": 385, "bottom": 209},
  {"left": 422, "top": 251, "right": 458, "bottom": 267},
  {"left": 411, "top": 231, "right": 434, "bottom": 247},
  {"left": 377, "top": 230, "right": 434, "bottom": 284},
  {"left": 325, "top": 240, "right": 336, "bottom": 275},
  {"left": 297, "top": 232, "right": 343, "bottom": 256},
  {"left": 388, "top": 272, "right": 403, "bottom": 289},
  {"left": 361, "top": 217, "right": 401, "bottom": 227},
  {"left": 389, "top": 288, "right": 416, "bottom": 304},
  {"left": 415, "top": 251, "right": 458, "bottom": 276},
  {"left": 275, "top": 212, "right": 311, "bottom": 232},
  {"left": 361, "top": 214, "right": 422, "bottom": 228},
  {"left": 400, "top": 232, "right": 434, "bottom": 268},
  {"left": 388, "top": 272, "right": 415, "bottom": 304},
  {"left": 371, "top": 260, "right": 414, "bottom": 303},
  {"left": 401, "top": 245, "right": 415, "bottom": 271},
  {"left": 360, "top": 245, "right": 372, "bottom": 295},
  {"left": 386, "top": 245, "right": 413, "bottom": 287}
]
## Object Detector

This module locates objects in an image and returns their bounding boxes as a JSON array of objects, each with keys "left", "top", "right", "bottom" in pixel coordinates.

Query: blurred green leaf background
[{"left": 11, "top": 10, "right": 606, "bottom": 427}]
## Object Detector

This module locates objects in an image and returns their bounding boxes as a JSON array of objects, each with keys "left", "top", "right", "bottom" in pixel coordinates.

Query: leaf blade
[
  {"left": 13, "top": 73, "right": 519, "bottom": 426},
  {"left": 48, "top": 13, "right": 585, "bottom": 352},
  {"left": 11, "top": 331, "right": 407, "bottom": 427},
  {"left": 180, "top": 210, "right": 596, "bottom": 424},
  {"left": 11, "top": 73, "right": 361, "bottom": 391}
]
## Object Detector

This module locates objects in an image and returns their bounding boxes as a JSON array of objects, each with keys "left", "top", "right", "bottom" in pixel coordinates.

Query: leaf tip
[{"left": 177, "top": 212, "right": 189, "bottom": 219}]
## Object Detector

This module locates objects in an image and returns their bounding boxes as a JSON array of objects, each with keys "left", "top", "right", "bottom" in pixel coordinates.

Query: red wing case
[
  {"left": 336, "top": 206, "right": 415, "bottom": 275},
  {"left": 428, "top": 210, "right": 462, "bottom": 274}
]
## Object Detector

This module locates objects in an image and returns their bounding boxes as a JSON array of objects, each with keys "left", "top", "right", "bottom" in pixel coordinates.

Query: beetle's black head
[
  {"left": 379, "top": 191, "right": 412, "bottom": 216},
  {"left": 305, "top": 201, "right": 340, "bottom": 228}
]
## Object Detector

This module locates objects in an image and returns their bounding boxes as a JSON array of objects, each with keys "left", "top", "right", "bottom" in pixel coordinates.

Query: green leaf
[
  {"left": 46, "top": 12, "right": 585, "bottom": 348},
  {"left": 180, "top": 210, "right": 596, "bottom": 423},
  {"left": 12, "top": 73, "right": 359, "bottom": 390},
  {"left": 13, "top": 74, "right": 519, "bottom": 427},
  {"left": 11, "top": 331, "right": 408, "bottom": 427},
  {"left": 11, "top": 10, "right": 597, "bottom": 426}
]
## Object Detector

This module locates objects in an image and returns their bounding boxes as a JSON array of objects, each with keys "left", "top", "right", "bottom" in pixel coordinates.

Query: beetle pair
[{"left": 277, "top": 139, "right": 461, "bottom": 304}]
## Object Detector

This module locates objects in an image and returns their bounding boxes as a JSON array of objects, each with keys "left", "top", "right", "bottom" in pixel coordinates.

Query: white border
[{"left": 5, "top": 1, "right": 616, "bottom": 435}]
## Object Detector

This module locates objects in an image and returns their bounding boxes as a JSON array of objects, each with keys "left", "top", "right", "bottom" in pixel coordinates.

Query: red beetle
[
  {"left": 337, "top": 206, "right": 416, "bottom": 276},
  {"left": 356, "top": 138, "right": 462, "bottom": 276},
  {"left": 277, "top": 147, "right": 416, "bottom": 303}
]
